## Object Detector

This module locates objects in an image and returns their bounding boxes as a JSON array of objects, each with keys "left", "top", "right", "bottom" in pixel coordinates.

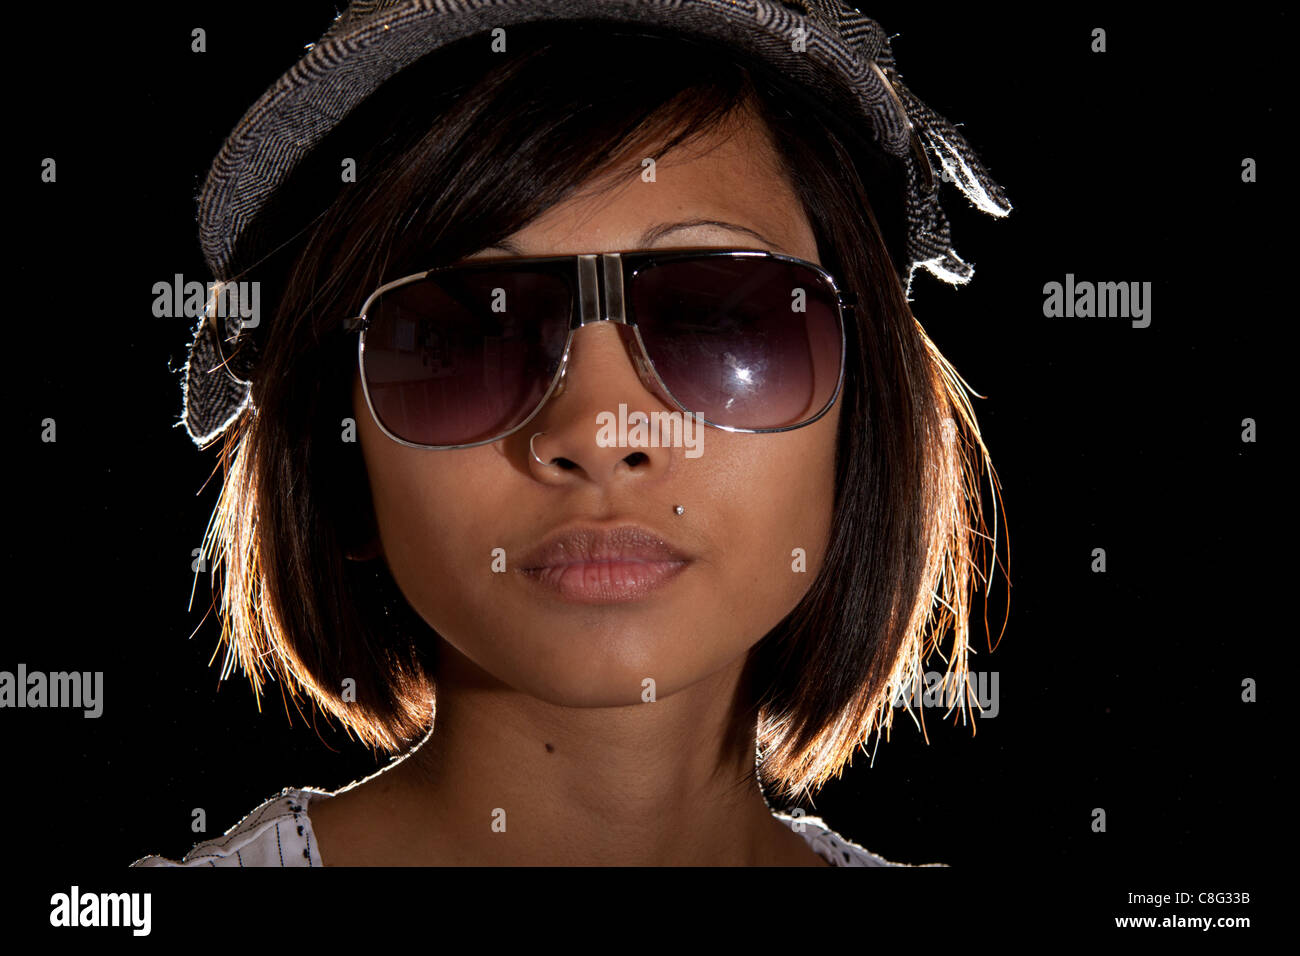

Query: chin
[{"left": 460, "top": 626, "right": 724, "bottom": 708}]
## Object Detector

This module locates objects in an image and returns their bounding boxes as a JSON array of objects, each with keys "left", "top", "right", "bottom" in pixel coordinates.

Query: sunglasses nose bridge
[
  {"left": 552, "top": 252, "right": 659, "bottom": 399},
  {"left": 551, "top": 321, "right": 661, "bottom": 404},
  {"left": 572, "top": 252, "right": 628, "bottom": 328}
]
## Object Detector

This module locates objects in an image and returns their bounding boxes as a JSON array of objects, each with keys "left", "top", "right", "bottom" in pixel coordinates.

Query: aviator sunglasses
[{"left": 339, "top": 249, "right": 854, "bottom": 450}]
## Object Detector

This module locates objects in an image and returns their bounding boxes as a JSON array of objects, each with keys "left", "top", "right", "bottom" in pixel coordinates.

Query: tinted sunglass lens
[
  {"left": 629, "top": 257, "right": 843, "bottom": 429},
  {"left": 360, "top": 269, "right": 571, "bottom": 446}
]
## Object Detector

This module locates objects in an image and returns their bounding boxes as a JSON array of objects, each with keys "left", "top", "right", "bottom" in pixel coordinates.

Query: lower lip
[{"left": 521, "top": 559, "right": 689, "bottom": 603}]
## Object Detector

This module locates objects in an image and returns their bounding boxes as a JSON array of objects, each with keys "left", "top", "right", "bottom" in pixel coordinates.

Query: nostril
[{"left": 623, "top": 451, "right": 649, "bottom": 466}]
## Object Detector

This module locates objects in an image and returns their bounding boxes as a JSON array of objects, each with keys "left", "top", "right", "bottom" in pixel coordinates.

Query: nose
[{"left": 522, "top": 322, "right": 678, "bottom": 484}]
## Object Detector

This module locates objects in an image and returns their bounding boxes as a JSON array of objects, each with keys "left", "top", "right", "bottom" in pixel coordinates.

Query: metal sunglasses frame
[{"left": 340, "top": 248, "right": 856, "bottom": 451}]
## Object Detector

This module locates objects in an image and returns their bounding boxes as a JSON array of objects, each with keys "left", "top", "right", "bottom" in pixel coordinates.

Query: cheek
[
  {"left": 351, "top": 386, "right": 521, "bottom": 637},
  {"left": 352, "top": 374, "right": 468, "bottom": 578},
  {"left": 702, "top": 413, "right": 839, "bottom": 633},
  {"left": 359, "top": 440, "right": 501, "bottom": 590}
]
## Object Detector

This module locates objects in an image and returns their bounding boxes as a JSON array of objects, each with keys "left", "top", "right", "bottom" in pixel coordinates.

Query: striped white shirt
[{"left": 130, "top": 787, "right": 933, "bottom": 867}]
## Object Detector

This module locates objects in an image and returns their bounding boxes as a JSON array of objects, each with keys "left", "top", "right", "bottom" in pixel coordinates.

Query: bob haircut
[{"left": 197, "top": 22, "right": 1005, "bottom": 803}]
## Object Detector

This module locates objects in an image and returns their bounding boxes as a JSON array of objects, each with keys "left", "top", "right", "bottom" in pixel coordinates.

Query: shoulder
[
  {"left": 130, "top": 787, "right": 330, "bottom": 868},
  {"left": 770, "top": 810, "right": 948, "bottom": 867}
]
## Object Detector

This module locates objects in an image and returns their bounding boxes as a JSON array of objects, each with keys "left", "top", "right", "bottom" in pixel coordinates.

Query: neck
[{"left": 335, "top": 638, "right": 800, "bottom": 865}]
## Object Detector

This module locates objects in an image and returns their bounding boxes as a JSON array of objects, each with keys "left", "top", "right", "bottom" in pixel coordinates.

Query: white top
[{"left": 130, "top": 787, "right": 936, "bottom": 867}]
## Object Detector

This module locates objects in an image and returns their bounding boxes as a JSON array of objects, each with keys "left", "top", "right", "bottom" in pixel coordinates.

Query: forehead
[{"left": 471, "top": 105, "right": 818, "bottom": 262}]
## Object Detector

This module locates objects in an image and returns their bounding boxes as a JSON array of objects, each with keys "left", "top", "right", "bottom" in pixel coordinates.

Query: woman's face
[{"left": 352, "top": 106, "right": 841, "bottom": 705}]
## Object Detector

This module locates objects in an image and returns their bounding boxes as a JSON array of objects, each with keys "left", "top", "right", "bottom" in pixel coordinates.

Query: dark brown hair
[{"left": 198, "top": 22, "right": 1006, "bottom": 803}]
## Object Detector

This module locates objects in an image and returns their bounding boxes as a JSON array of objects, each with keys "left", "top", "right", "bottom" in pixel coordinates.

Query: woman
[{"left": 133, "top": 1, "right": 1010, "bottom": 867}]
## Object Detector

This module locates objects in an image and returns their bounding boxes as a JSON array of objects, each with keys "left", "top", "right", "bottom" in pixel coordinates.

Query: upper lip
[{"left": 518, "top": 523, "right": 691, "bottom": 570}]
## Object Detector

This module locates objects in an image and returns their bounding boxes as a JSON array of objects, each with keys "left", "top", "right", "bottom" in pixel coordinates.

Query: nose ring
[{"left": 529, "top": 431, "right": 549, "bottom": 467}]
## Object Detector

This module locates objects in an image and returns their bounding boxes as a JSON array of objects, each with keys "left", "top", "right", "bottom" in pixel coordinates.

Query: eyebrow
[
  {"left": 641, "top": 218, "right": 783, "bottom": 250},
  {"left": 483, "top": 218, "right": 784, "bottom": 255}
]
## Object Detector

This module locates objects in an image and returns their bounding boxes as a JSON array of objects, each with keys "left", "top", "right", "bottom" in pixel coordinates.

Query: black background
[{"left": 6, "top": 1, "right": 1282, "bottom": 936}]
